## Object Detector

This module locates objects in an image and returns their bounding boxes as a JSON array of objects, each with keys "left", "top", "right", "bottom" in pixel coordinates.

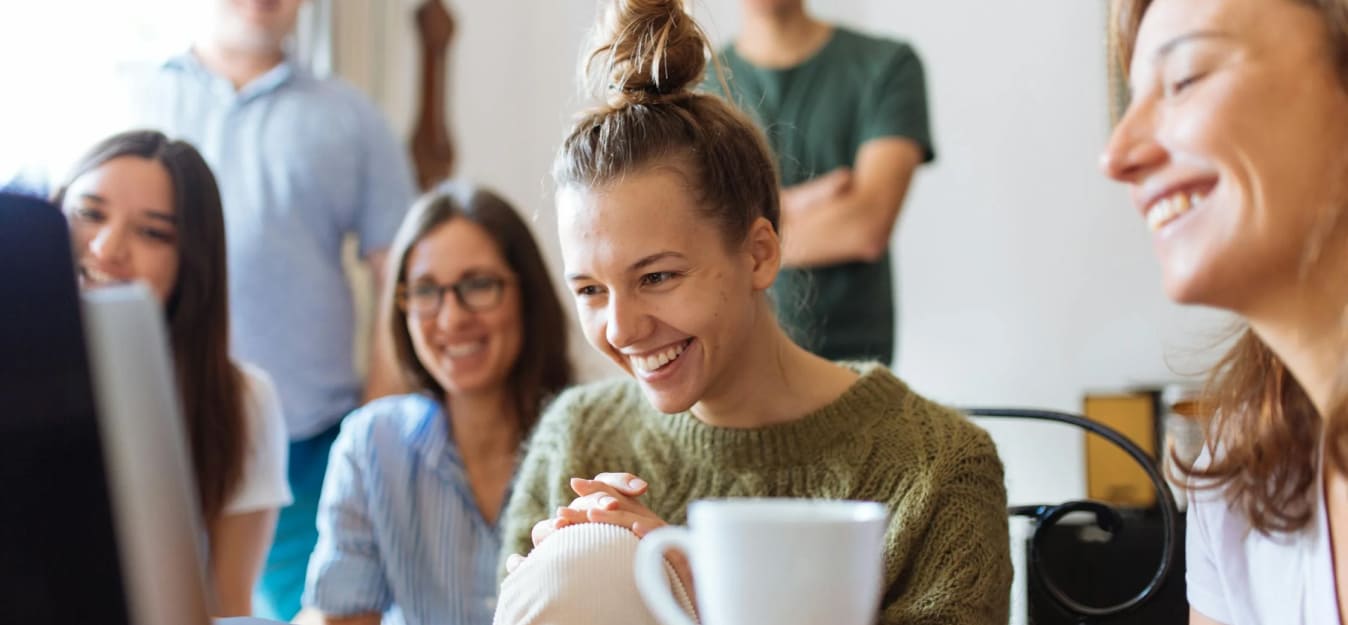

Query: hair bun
[{"left": 585, "top": 0, "right": 709, "bottom": 106}]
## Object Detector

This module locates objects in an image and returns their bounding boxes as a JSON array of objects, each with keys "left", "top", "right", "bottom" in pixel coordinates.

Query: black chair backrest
[{"left": 963, "top": 407, "right": 1181, "bottom": 623}]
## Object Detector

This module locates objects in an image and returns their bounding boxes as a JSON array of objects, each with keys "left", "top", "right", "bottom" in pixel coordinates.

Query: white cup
[{"left": 634, "top": 498, "right": 888, "bottom": 625}]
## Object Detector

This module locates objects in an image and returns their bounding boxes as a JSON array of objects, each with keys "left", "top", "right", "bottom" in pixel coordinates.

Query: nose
[
  {"left": 605, "top": 293, "right": 650, "bottom": 350},
  {"left": 433, "top": 290, "right": 474, "bottom": 330},
  {"left": 1100, "top": 98, "right": 1167, "bottom": 184},
  {"left": 88, "top": 223, "right": 129, "bottom": 265}
]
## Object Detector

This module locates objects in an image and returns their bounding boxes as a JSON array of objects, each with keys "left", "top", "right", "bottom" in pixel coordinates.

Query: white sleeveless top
[
  {"left": 222, "top": 363, "right": 292, "bottom": 515},
  {"left": 1185, "top": 448, "right": 1338, "bottom": 625}
]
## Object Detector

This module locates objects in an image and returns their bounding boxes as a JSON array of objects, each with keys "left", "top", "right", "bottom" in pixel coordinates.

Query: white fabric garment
[
  {"left": 1185, "top": 447, "right": 1339, "bottom": 625},
  {"left": 495, "top": 523, "right": 697, "bottom": 625},
  {"left": 223, "top": 363, "right": 293, "bottom": 515}
]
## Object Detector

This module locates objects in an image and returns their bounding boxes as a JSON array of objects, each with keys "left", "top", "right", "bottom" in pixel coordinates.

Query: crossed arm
[{"left": 779, "top": 137, "right": 925, "bottom": 268}]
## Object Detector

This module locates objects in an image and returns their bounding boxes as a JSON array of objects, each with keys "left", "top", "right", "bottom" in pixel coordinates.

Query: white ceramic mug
[{"left": 634, "top": 498, "right": 888, "bottom": 625}]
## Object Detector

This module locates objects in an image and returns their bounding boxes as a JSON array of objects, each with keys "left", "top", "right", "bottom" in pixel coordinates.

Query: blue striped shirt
[{"left": 304, "top": 394, "right": 507, "bottom": 625}]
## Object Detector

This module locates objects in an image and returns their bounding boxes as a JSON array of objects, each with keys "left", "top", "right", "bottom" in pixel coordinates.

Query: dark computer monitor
[
  {"left": 0, "top": 193, "right": 212, "bottom": 625},
  {"left": 0, "top": 192, "right": 131, "bottom": 623}
]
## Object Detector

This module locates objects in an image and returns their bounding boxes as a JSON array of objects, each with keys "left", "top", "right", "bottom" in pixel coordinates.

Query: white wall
[
  {"left": 347, "top": 0, "right": 1231, "bottom": 505},
  {"left": 340, "top": 0, "right": 611, "bottom": 379},
  {"left": 859, "top": 0, "right": 1230, "bottom": 506}
]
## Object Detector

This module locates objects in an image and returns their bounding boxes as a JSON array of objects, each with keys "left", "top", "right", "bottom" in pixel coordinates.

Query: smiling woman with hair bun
[{"left": 490, "top": 1, "right": 1012, "bottom": 624}]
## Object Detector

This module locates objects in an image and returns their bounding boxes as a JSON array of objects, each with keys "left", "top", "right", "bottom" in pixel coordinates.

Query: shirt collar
[
  {"left": 407, "top": 396, "right": 462, "bottom": 480},
  {"left": 407, "top": 395, "right": 521, "bottom": 525},
  {"left": 163, "top": 49, "right": 299, "bottom": 101}
]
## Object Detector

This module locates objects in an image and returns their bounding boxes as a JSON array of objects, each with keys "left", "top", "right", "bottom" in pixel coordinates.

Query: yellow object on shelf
[{"left": 1083, "top": 393, "right": 1158, "bottom": 508}]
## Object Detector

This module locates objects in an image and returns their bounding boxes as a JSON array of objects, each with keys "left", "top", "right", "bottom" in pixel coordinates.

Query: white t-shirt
[
  {"left": 222, "top": 363, "right": 293, "bottom": 515},
  {"left": 1186, "top": 448, "right": 1338, "bottom": 625}
]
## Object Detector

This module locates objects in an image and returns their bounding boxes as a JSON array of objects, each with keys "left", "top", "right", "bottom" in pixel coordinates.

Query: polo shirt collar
[{"left": 165, "top": 49, "right": 299, "bottom": 102}]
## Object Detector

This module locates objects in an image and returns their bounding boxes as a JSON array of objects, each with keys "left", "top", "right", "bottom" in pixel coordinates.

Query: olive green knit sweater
[{"left": 500, "top": 363, "right": 1012, "bottom": 625}]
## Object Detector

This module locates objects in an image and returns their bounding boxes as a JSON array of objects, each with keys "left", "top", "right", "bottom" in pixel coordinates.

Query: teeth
[
  {"left": 1146, "top": 190, "right": 1204, "bottom": 232},
  {"left": 631, "top": 340, "right": 687, "bottom": 374},
  {"left": 82, "top": 266, "right": 124, "bottom": 285},
  {"left": 1146, "top": 197, "right": 1169, "bottom": 231},
  {"left": 446, "top": 342, "right": 484, "bottom": 358}
]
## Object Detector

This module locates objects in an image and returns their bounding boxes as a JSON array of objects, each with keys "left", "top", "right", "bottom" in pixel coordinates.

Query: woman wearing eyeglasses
[{"left": 301, "top": 183, "right": 574, "bottom": 625}]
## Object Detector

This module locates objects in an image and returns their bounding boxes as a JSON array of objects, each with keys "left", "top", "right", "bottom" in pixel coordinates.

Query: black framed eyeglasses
[{"left": 397, "top": 274, "right": 510, "bottom": 317}]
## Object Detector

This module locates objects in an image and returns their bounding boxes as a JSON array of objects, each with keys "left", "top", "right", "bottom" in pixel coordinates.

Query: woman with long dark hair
[{"left": 52, "top": 129, "right": 291, "bottom": 616}]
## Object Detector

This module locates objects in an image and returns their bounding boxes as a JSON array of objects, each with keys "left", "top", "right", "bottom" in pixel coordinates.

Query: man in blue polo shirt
[{"left": 126, "top": 0, "right": 416, "bottom": 619}]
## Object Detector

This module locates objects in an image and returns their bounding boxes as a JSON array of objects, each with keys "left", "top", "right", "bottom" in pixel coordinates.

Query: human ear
[{"left": 744, "top": 216, "right": 780, "bottom": 291}]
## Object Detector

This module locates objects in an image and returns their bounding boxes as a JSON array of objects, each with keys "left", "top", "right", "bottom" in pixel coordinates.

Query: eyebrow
[
  {"left": 76, "top": 193, "right": 175, "bottom": 224},
  {"left": 409, "top": 266, "right": 505, "bottom": 282},
  {"left": 1154, "top": 30, "right": 1233, "bottom": 61},
  {"left": 630, "top": 251, "right": 685, "bottom": 272},
  {"left": 564, "top": 251, "right": 686, "bottom": 282},
  {"left": 142, "top": 211, "right": 176, "bottom": 225}
]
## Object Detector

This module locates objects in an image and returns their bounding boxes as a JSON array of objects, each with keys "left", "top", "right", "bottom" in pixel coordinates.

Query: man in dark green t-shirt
[{"left": 706, "top": 0, "right": 935, "bottom": 364}]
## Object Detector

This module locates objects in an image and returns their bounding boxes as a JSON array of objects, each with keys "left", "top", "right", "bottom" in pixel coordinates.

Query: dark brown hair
[
  {"left": 53, "top": 130, "right": 244, "bottom": 525},
  {"left": 383, "top": 183, "right": 573, "bottom": 435},
  {"left": 554, "top": 0, "right": 781, "bottom": 247},
  {"left": 1109, "top": 0, "right": 1348, "bottom": 533}
]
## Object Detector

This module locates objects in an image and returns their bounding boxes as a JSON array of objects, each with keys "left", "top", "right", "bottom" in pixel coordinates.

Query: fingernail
[{"left": 629, "top": 478, "right": 647, "bottom": 490}]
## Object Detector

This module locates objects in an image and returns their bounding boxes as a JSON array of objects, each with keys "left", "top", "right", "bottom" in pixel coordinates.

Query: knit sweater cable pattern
[{"left": 499, "top": 363, "right": 1012, "bottom": 625}]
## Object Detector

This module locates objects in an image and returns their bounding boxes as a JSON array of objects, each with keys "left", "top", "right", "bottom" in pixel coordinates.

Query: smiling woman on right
[{"left": 1102, "top": 1, "right": 1348, "bottom": 624}]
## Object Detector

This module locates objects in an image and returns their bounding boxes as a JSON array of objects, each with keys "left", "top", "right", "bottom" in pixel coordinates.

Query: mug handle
[{"left": 634, "top": 526, "right": 698, "bottom": 625}]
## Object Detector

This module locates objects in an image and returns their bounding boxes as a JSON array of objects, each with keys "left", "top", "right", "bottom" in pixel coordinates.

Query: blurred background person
[
  {"left": 302, "top": 184, "right": 572, "bottom": 625},
  {"left": 52, "top": 129, "right": 291, "bottom": 617},
  {"left": 123, "top": 0, "right": 417, "bottom": 618},
  {"left": 708, "top": 0, "right": 935, "bottom": 364}
]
